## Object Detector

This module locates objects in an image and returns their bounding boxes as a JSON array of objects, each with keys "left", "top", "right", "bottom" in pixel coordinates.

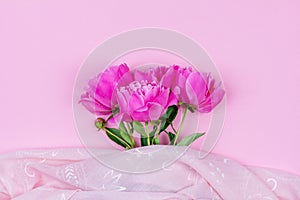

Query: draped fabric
[{"left": 0, "top": 147, "right": 299, "bottom": 200}]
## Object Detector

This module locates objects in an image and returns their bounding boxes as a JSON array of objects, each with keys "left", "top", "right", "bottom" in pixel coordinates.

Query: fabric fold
[{"left": 0, "top": 147, "right": 299, "bottom": 200}]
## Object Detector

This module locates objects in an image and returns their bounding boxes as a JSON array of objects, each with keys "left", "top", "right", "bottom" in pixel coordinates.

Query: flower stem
[
  {"left": 126, "top": 122, "right": 135, "bottom": 147},
  {"left": 152, "top": 126, "right": 160, "bottom": 144},
  {"left": 145, "top": 122, "right": 150, "bottom": 145},
  {"left": 173, "top": 107, "right": 188, "bottom": 145},
  {"left": 170, "top": 123, "right": 177, "bottom": 133}
]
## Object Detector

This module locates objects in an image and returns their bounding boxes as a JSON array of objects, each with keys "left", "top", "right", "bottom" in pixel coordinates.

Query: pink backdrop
[{"left": 0, "top": 1, "right": 299, "bottom": 175}]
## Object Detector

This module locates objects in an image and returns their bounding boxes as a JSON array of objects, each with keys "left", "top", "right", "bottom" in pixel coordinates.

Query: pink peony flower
[
  {"left": 117, "top": 80, "right": 177, "bottom": 122},
  {"left": 79, "top": 64, "right": 132, "bottom": 115},
  {"left": 185, "top": 72, "right": 225, "bottom": 112},
  {"left": 161, "top": 65, "right": 225, "bottom": 113},
  {"left": 161, "top": 65, "right": 193, "bottom": 103}
]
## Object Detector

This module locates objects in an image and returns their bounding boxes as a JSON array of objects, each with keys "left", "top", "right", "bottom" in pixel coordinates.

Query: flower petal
[
  {"left": 185, "top": 72, "right": 207, "bottom": 106},
  {"left": 79, "top": 98, "right": 111, "bottom": 115}
]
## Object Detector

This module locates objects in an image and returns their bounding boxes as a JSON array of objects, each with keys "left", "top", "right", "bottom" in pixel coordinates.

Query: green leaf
[
  {"left": 151, "top": 120, "right": 160, "bottom": 126},
  {"left": 119, "top": 122, "right": 127, "bottom": 133},
  {"left": 160, "top": 119, "right": 166, "bottom": 132},
  {"left": 125, "top": 122, "right": 133, "bottom": 135},
  {"left": 176, "top": 132, "right": 205, "bottom": 146},
  {"left": 133, "top": 121, "right": 146, "bottom": 136},
  {"left": 105, "top": 127, "right": 130, "bottom": 148},
  {"left": 119, "top": 122, "right": 133, "bottom": 146},
  {"left": 167, "top": 132, "right": 176, "bottom": 145},
  {"left": 153, "top": 137, "right": 160, "bottom": 145},
  {"left": 149, "top": 126, "right": 158, "bottom": 137},
  {"left": 159, "top": 105, "right": 178, "bottom": 133},
  {"left": 141, "top": 137, "right": 149, "bottom": 146}
]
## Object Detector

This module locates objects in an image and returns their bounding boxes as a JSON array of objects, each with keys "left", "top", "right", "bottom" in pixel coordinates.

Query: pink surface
[{"left": 0, "top": 0, "right": 299, "bottom": 175}]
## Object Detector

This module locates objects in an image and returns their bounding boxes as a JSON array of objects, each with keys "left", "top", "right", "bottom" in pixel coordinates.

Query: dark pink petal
[
  {"left": 130, "top": 109, "right": 149, "bottom": 122},
  {"left": 79, "top": 98, "right": 111, "bottom": 115},
  {"left": 167, "top": 91, "right": 178, "bottom": 107},
  {"left": 116, "top": 90, "right": 130, "bottom": 114},
  {"left": 129, "top": 92, "right": 145, "bottom": 111},
  {"left": 185, "top": 72, "right": 207, "bottom": 106},
  {"left": 134, "top": 66, "right": 168, "bottom": 82},
  {"left": 161, "top": 67, "right": 177, "bottom": 88},
  {"left": 80, "top": 63, "right": 132, "bottom": 116},
  {"left": 198, "top": 84, "right": 225, "bottom": 112},
  {"left": 143, "top": 86, "right": 158, "bottom": 102},
  {"left": 131, "top": 102, "right": 163, "bottom": 122},
  {"left": 148, "top": 102, "right": 164, "bottom": 121},
  {"left": 192, "top": 73, "right": 225, "bottom": 113},
  {"left": 95, "top": 64, "right": 131, "bottom": 107},
  {"left": 134, "top": 70, "right": 152, "bottom": 82},
  {"left": 152, "top": 88, "right": 169, "bottom": 107},
  {"left": 161, "top": 65, "right": 193, "bottom": 103},
  {"left": 106, "top": 112, "right": 132, "bottom": 125}
]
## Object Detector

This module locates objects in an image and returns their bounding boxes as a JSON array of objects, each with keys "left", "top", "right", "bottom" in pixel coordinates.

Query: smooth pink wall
[{"left": 0, "top": 1, "right": 299, "bottom": 175}]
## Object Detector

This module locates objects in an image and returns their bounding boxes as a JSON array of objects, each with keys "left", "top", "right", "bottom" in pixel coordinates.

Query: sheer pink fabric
[{"left": 0, "top": 147, "right": 299, "bottom": 200}]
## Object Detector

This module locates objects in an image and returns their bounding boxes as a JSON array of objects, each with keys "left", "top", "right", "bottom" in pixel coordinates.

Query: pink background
[{"left": 0, "top": 1, "right": 299, "bottom": 175}]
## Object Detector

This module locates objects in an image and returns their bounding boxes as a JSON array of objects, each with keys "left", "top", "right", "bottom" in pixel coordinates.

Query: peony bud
[{"left": 95, "top": 118, "right": 106, "bottom": 130}]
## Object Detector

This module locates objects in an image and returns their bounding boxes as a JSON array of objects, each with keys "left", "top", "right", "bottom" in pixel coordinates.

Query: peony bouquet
[{"left": 80, "top": 64, "right": 225, "bottom": 149}]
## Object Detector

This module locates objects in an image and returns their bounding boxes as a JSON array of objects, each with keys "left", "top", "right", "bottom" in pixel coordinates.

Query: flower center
[{"left": 119, "top": 80, "right": 164, "bottom": 96}]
